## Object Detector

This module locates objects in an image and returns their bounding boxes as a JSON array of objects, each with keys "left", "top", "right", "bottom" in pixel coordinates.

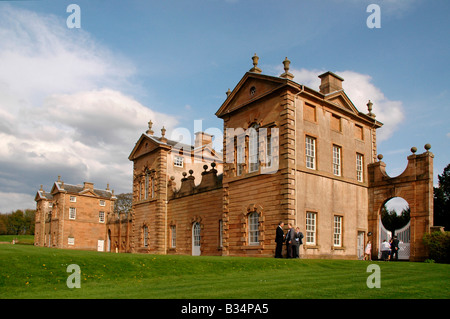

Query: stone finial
[
  {"left": 249, "top": 53, "right": 262, "bottom": 73},
  {"left": 40, "top": 184, "right": 43, "bottom": 191},
  {"left": 280, "top": 57, "right": 294, "bottom": 80},
  {"left": 226, "top": 88, "right": 231, "bottom": 97},
  {"left": 367, "top": 100, "right": 375, "bottom": 118},
  {"left": 424, "top": 143, "right": 431, "bottom": 152},
  {"left": 146, "top": 120, "right": 154, "bottom": 135},
  {"left": 411, "top": 147, "right": 417, "bottom": 154},
  {"left": 106, "top": 183, "right": 110, "bottom": 191},
  {"left": 377, "top": 154, "right": 383, "bottom": 161},
  {"left": 160, "top": 126, "right": 167, "bottom": 142},
  {"left": 57, "top": 175, "right": 61, "bottom": 182}
]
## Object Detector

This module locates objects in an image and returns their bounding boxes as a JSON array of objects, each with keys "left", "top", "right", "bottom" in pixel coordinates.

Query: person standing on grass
[
  {"left": 295, "top": 227, "right": 303, "bottom": 259},
  {"left": 364, "top": 240, "right": 372, "bottom": 260},
  {"left": 391, "top": 235, "right": 399, "bottom": 261},
  {"left": 381, "top": 239, "right": 390, "bottom": 261},
  {"left": 275, "top": 221, "right": 285, "bottom": 258},
  {"left": 285, "top": 223, "right": 295, "bottom": 258}
]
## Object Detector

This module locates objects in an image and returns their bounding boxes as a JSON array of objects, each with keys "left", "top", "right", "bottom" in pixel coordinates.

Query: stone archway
[{"left": 368, "top": 145, "right": 434, "bottom": 261}]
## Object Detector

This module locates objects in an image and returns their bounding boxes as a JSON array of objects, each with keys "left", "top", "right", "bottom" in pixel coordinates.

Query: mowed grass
[{"left": 0, "top": 245, "right": 449, "bottom": 299}]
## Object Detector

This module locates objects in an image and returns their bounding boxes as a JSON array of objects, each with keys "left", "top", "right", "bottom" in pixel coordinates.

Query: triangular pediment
[
  {"left": 79, "top": 189, "right": 98, "bottom": 197},
  {"left": 324, "top": 90, "right": 360, "bottom": 115},
  {"left": 128, "top": 134, "right": 168, "bottom": 161},
  {"left": 216, "top": 72, "right": 290, "bottom": 118}
]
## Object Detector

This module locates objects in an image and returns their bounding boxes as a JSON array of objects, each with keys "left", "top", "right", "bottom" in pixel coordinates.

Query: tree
[
  {"left": 114, "top": 193, "right": 133, "bottom": 218},
  {"left": 434, "top": 164, "right": 450, "bottom": 230},
  {"left": 0, "top": 209, "right": 36, "bottom": 235},
  {"left": 381, "top": 205, "right": 410, "bottom": 234}
]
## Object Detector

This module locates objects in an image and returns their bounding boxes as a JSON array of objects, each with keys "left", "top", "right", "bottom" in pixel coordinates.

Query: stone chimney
[
  {"left": 83, "top": 182, "right": 94, "bottom": 191},
  {"left": 194, "top": 132, "right": 213, "bottom": 148},
  {"left": 318, "top": 71, "right": 344, "bottom": 94}
]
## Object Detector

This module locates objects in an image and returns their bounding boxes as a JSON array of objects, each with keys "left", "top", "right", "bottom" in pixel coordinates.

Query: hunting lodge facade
[{"left": 35, "top": 55, "right": 435, "bottom": 261}]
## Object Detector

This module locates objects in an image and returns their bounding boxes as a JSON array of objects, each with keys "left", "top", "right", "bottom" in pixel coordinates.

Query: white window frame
[
  {"left": 248, "top": 212, "right": 259, "bottom": 245},
  {"left": 68, "top": 237, "right": 75, "bottom": 245},
  {"left": 174, "top": 155, "right": 184, "bottom": 168},
  {"left": 99, "top": 211, "right": 105, "bottom": 223},
  {"left": 356, "top": 153, "right": 364, "bottom": 182},
  {"left": 306, "top": 212, "right": 317, "bottom": 245},
  {"left": 333, "top": 216, "right": 343, "bottom": 247},
  {"left": 70, "top": 196, "right": 76, "bottom": 203},
  {"left": 305, "top": 136, "right": 316, "bottom": 169},
  {"left": 69, "top": 207, "right": 76, "bottom": 220},
  {"left": 333, "top": 145, "right": 341, "bottom": 176}
]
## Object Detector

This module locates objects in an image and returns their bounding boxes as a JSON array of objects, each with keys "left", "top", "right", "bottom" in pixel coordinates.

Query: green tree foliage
[
  {"left": 0, "top": 209, "right": 35, "bottom": 235},
  {"left": 381, "top": 205, "right": 410, "bottom": 234},
  {"left": 423, "top": 231, "right": 450, "bottom": 263},
  {"left": 434, "top": 163, "right": 450, "bottom": 230},
  {"left": 114, "top": 193, "right": 132, "bottom": 218}
]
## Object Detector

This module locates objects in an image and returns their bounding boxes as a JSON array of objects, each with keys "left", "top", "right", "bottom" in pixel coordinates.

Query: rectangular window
[
  {"left": 69, "top": 207, "right": 76, "bottom": 220},
  {"left": 248, "top": 212, "right": 259, "bottom": 245},
  {"left": 305, "top": 136, "right": 316, "bottom": 169},
  {"left": 145, "top": 172, "right": 149, "bottom": 199},
  {"left": 70, "top": 196, "right": 76, "bottom": 203},
  {"left": 219, "top": 220, "right": 223, "bottom": 248},
  {"left": 334, "top": 216, "right": 343, "bottom": 247},
  {"left": 236, "top": 143, "right": 244, "bottom": 176},
  {"left": 331, "top": 114, "right": 341, "bottom": 132},
  {"left": 143, "top": 226, "right": 149, "bottom": 247},
  {"left": 248, "top": 131, "right": 259, "bottom": 173},
  {"left": 306, "top": 212, "right": 317, "bottom": 245},
  {"left": 151, "top": 178, "right": 155, "bottom": 198},
  {"left": 170, "top": 225, "right": 176, "bottom": 248},
  {"left": 265, "top": 135, "right": 272, "bottom": 168},
  {"left": 174, "top": 155, "right": 184, "bottom": 168},
  {"left": 356, "top": 153, "right": 364, "bottom": 182},
  {"left": 99, "top": 211, "right": 105, "bottom": 223},
  {"left": 68, "top": 237, "right": 75, "bottom": 245},
  {"left": 99, "top": 200, "right": 105, "bottom": 206},
  {"left": 333, "top": 145, "right": 341, "bottom": 176}
]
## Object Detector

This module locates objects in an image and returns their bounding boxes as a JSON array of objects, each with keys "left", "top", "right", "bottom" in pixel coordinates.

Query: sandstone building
[
  {"left": 34, "top": 176, "right": 116, "bottom": 251},
  {"left": 117, "top": 55, "right": 435, "bottom": 260},
  {"left": 35, "top": 55, "right": 435, "bottom": 261}
]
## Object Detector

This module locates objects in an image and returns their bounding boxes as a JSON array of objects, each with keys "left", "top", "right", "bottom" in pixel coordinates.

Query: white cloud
[
  {"left": 287, "top": 67, "right": 404, "bottom": 142},
  {"left": 0, "top": 5, "right": 177, "bottom": 212}
]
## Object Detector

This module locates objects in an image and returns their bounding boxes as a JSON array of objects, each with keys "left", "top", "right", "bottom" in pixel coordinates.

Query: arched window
[{"left": 248, "top": 212, "right": 259, "bottom": 245}]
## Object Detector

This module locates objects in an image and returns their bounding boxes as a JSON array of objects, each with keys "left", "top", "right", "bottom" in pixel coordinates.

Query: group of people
[
  {"left": 364, "top": 235, "right": 400, "bottom": 261},
  {"left": 380, "top": 235, "right": 400, "bottom": 261},
  {"left": 275, "top": 222, "right": 303, "bottom": 258}
]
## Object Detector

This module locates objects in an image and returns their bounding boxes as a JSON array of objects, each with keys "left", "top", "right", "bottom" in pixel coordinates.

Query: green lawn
[{"left": 0, "top": 245, "right": 449, "bottom": 299}]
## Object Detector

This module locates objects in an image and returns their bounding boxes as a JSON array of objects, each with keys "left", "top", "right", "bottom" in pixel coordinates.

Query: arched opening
[
  {"left": 381, "top": 197, "right": 410, "bottom": 234},
  {"left": 378, "top": 197, "right": 411, "bottom": 261}
]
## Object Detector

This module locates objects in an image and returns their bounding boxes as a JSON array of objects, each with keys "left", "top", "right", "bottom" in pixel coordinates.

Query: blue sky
[{"left": 0, "top": 0, "right": 448, "bottom": 213}]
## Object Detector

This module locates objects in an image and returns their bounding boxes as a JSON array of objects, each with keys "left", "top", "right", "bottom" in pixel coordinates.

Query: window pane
[{"left": 306, "top": 137, "right": 316, "bottom": 169}]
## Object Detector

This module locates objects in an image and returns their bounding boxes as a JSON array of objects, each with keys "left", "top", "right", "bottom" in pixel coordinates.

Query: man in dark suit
[
  {"left": 285, "top": 223, "right": 295, "bottom": 258},
  {"left": 391, "top": 235, "right": 400, "bottom": 261},
  {"left": 275, "top": 221, "right": 285, "bottom": 258}
]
